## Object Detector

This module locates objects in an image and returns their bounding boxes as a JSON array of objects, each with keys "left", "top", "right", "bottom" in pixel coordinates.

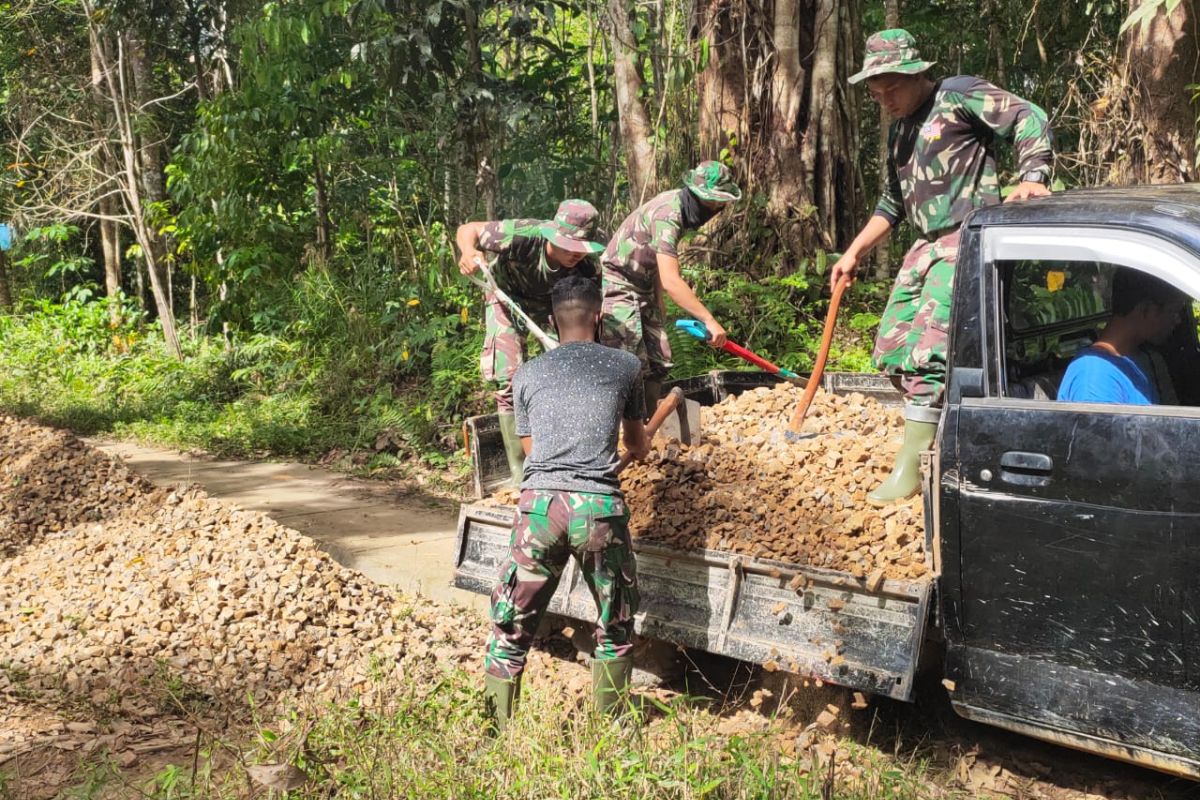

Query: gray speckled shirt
[{"left": 513, "top": 341, "right": 644, "bottom": 495}]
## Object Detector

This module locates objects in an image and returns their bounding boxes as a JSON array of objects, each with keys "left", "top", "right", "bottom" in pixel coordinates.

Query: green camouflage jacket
[
  {"left": 875, "top": 76, "right": 1053, "bottom": 238},
  {"left": 600, "top": 191, "right": 684, "bottom": 294},
  {"left": 477, "top": 219, "right": 600, "bottom": 302}
]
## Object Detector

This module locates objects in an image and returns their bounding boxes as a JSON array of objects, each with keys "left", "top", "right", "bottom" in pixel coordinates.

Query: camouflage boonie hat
[
  {"left": 848, "top": 29, "right": 936, "bottom": 85},
  {"left": 683, "top": 161, "right": 742, "bottom": 203},
  {"left": 540, "top": 199, "right": 605, "bottom": 254}
]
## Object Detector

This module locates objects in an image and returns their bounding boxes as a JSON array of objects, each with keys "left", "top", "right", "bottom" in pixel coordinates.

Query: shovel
[
  {"left": 675, "top": 319, "right": 805, "bottom": 384},
  {"left": 616, "top": 387, "right": 698, "bottom": 473},
  {"left": 464, "top": 257, "right": 558, "bottom": 351},
  {"left": 785, "top": 273, "right": 851, "bottom": 440}
]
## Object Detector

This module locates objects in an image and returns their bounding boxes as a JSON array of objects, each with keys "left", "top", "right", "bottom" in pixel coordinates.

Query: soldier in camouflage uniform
[
  {"left": 456, "top": 200, "right": 606, "bottom": 487},
  {"left": 830, "top": 29, "right": 1053, "bottom": 505},
  {"left": 600, "top": 162, "right": 742, "bottom": 417},
  {"left": 482, "top": 274, "right": 648, "bottom": 733}
]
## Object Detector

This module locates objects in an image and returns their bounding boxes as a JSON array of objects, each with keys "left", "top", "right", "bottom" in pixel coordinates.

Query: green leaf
[{"left": 1119, "top": 0, "right": 1164, "bottom": 35}]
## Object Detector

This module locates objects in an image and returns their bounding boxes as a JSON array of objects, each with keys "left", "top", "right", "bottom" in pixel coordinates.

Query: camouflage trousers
[
  {"left": 484, "top": 489, "right": 640, "bottom": 681},
  {"left": 481, "top": 293, "right": 555, "bottom": 413},
  {"left": 600, "top": 280, "right": 673, "bottom": 381},
  {"left": 872, "top": 230, "right": 961, "bottom": 407}
]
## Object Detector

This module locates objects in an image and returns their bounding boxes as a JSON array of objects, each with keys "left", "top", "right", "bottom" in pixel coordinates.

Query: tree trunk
[
  {"left": 695, "top": 0, "right": 863, "bottom": 266},
  {"left": 85, "top": 10, "right": 181, "bottom": 358},
  {"left": 609, "top": 0, "right": 658, "bottom": 204},
  {"left": 1121, "top": 0, "right": 1198, "bottom": 183},
  {"left": 463, "top": 5, "right": 496, "bottom": 220},
  {"left": 124, "top": 30, "right": 182, "bottom": 356},
  {"left": 877, "top": 0, "right": 900, "bottom": 196},
  {"left": 91, "top": 34, "right": 124, "bottom": 326},
  {"left": 0, "top": 249, "right": 12, "bottom": 311},
  {"left": 312, "top": 148, "right": 333, "bottom": 263},
  {"left": 100, "top": 194, "right": 123, "bottom": 324}
]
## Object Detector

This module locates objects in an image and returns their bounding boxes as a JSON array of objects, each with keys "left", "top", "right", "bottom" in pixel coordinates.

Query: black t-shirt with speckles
[{"left": 513, "top": 341, "right": 644, "bottom": 495}]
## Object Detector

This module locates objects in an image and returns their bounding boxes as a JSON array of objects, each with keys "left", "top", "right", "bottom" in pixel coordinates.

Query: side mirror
[{"left": 950, "top": 367, "right": 984, "bottom": 402}]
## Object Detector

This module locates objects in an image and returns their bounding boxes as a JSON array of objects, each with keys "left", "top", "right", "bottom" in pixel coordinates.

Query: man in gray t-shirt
[
  {"left": 482, "top": 275, "right": 649, "bottom": 735},
  {"left": 513, "top": 336, "right": 644, "bottom": 495}
]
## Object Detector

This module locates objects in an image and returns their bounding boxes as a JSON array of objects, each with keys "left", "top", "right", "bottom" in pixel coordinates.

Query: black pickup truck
[{"left": 455, "top": 186, "right": 1200, "bottom": 780}]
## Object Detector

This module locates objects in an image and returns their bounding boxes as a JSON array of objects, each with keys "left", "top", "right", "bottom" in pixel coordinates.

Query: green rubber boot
[
  {"left": 497, "top": 412, "right": 525, "bottom": 489},
  {"left": 483, "top": 673, "right": 520, "bottom": 735},
  {"left": 593, "top": 656, "right": 633, "bottom": 717},
  {"left": 867, "top": 416, "right": 937, "bottom": 507}
]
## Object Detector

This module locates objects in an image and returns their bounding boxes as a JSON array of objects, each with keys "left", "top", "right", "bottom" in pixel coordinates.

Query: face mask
[{"left": 680, "top": 187, "right": 718, "bottom": 230}]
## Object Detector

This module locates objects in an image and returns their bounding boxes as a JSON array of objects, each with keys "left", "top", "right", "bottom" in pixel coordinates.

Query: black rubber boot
[
  {"left": 497, "top": 412, "right": 525, "bottom": 489},
  {"left": 592, "top": 656, "right": 633, "bottom": 717}
]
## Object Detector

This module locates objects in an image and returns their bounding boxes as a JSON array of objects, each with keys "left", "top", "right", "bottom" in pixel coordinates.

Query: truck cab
[{"left": 939, "top": 186, "right": 1200, "bottom": 778}]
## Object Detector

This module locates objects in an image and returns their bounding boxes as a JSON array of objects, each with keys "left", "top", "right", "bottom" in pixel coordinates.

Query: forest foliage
[{"left": 0, "top": 0, "right": 1193, "bottom": 467}]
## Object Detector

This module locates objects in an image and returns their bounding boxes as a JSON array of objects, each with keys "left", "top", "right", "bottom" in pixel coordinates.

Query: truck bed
[
  {"left": 455, "top": 500, "right": 933, "bottom": 699},
  {"left": 455, "top": 371, "right": 934, "bottom": 701}
]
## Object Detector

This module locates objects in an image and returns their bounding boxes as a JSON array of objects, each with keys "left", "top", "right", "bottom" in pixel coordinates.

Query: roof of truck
[{"left": 968, "top": 185, "right": 1200, "bottom": 255}]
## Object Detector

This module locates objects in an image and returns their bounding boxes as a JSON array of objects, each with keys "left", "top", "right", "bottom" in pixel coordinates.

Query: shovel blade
[{"left": 657, "top": 397, "right": 701, "bottom": 445}]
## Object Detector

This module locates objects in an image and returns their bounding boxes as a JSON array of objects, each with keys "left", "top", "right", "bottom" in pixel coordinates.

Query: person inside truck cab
[
  {"left": 1057, "top": 269, "right": 1189, "bottom": 405},
  {"left": 829, "top": 28, "right": 1054, "bottom": 506}
]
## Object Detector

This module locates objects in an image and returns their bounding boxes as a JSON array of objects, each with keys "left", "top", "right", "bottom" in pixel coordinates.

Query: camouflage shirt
[
  {"left": 600, "top": 191, "right": 684, "bottom": 294},
  {"left": 477, "top": 219, "right": 600, "bottom": 303},
  {"left": 874, "top": 76, "right": 1053, "bottom": 238}
]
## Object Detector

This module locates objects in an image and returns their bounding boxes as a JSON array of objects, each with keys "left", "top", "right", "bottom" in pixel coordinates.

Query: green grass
[
  {"left": 17, "top": 669, "right": 963, "bottom": 800},
  {"left": 0, "top": 298, "right": 477, "bottom": 469}
]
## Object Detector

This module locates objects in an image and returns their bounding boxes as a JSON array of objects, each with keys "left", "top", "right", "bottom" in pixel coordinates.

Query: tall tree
[
  {"left": 694, "top": 0, "right": 864, "bottom": 263},
  {"left": 1120, "top": 0, "right": 1197, "bottom": 183},
  {"left": 608, "top": 0, "right": 658, "bottom": 204}
]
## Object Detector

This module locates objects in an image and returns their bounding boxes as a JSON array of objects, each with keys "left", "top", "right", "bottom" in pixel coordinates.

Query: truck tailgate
[{"left": 455, "top": 501, "right": 932, "bottom": 701}]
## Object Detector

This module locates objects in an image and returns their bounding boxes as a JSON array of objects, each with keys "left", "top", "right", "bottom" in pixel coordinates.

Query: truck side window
[{"left": 998, "top": 260, "right": 1200, "bottom": 405}]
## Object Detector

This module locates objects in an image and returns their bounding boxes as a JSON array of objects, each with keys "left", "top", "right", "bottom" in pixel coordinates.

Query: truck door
[{"left": 942, "top": 225, "right": 1200, "bottom": 776}]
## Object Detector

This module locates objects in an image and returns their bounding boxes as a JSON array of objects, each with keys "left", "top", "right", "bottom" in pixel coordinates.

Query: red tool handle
[
  {"left": 616, "top": 387, "right": 684, "bottom": 473},
  {"left": 787, "top": 274, "right": 851, "bottom": 434},
  {"left": 721, "top": 340, "right": 786, "bottom": 375}
]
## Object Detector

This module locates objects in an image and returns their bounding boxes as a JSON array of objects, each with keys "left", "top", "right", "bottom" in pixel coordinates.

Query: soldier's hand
[
  {"left": 705, "top": 319, "right": 727, "bottom": 349},
  {"left": 459, "top": 250, "right": 484, "bottom": 276},
  {"left": 1005, "top": 181, "right": 1051, "bottom": 203},
  {"left": 830, "top": 252, "right": 858, "bottom": 290}
]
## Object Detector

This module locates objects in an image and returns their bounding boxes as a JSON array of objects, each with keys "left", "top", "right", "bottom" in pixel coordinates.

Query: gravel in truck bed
[{"left": 620, "top": 384, "right": 929, "bottom": 582}]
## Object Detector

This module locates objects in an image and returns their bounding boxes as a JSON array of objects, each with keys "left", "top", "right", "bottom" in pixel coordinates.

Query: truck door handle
[{"left": 999, "top": 451, "right": 1053, "bottom": 486}]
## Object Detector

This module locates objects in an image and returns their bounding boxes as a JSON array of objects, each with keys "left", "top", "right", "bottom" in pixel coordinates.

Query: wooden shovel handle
[
  {"left": 616, "top": 387, "right": 685, "bottom": 473},
  {"left": 787, "top": 274, "right": 850, "bottom": 434}
]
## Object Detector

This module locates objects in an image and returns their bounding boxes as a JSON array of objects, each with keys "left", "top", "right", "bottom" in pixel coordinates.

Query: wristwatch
[{"left": 1020, "top": 168, "right": 1050, "bottom": 185}]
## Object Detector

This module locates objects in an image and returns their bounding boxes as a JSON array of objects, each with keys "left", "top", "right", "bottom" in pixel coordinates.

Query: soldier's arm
[
  {"left": 955, "top": 77, "right": 1053, "bottom": 202},
  {"left": 872, "top": 125, "right": 905, "bottom": 227},
  {"left": 833, "top": 129, "right": 901, "bottom": 290},
  {"left": 514, "top": 372, "right": 533, "bottom": 455},
  {"left": 622, "top": 373, "right": 649, "bottom": 460},
  {"left": 657, "top": 253, "right": 727, "bottom": 348},
  {"left": 954, "top": 77, "right": 1053, "bottom": 175},
  {"left": 455, "top": 221, "right": 490, "bottom": 275},
  {"left": 830, "top": 215, "right": 894, "bottom": 289}
]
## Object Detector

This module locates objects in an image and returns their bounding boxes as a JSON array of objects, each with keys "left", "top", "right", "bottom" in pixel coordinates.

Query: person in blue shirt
[{"left": 1058, "top": 268, "right": 1189, "bottom": 405}]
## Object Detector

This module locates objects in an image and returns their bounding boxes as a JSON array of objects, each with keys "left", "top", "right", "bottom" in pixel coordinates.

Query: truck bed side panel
[{"left": 455, "top": 502, "right": 932, "bottom": 700}]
